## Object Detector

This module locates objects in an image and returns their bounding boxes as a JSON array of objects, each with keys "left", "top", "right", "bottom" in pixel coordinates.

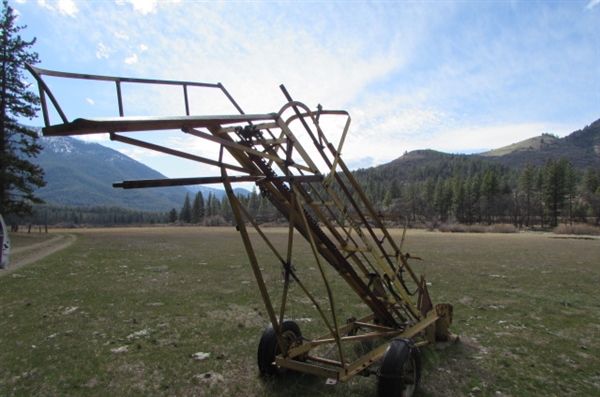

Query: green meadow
[{"left": 1, "top": 227, "right": 598, "bottom": 397}]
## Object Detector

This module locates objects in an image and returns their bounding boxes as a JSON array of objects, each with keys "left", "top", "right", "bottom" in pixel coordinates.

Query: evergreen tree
[
  {"left": 451, "top": 174, "right": 466, "bottom": 223},
  {"left": 404, "top": 183, "right": 419, "bottom": 225},
  {"left": 210, "top": 193, "right": 221, "bottom": 218},
  {"left": 205, "top": 192, "right": 213, "bottom": 217},
  {"left": 433, "top": 178, "right": 452, "bottom": 222},
  {"left": 383, "top": 189, "right": 392, "bottom": 207},
  {"left": 534, "top": 167, "right": 545, "bottom": 228},
  {"left": 518, "top": 163, "right": 536, "bottom": 227},
  {"left": 168, "top": 208, "right": 178, "bottom": 223},
  {"left": 582, "top": 167, "right": 599, "bottom": 195},
  {"left": 582, "top": 167, "right": 600, "bottom": 224},
  {"left": 221, "top": 195, "right": 233, "bottom": 223},
  {"left": 389, "top": 178, "right": 401, "bottom": 199},
  {"left": 0, "top": 0, "right": 45, "bottom": 216},
  {"left": 179, "top": 193, "right": 192, "bottom": 223},
  {"left": 247, "top": 187, "right": 260, "bottom": 218},
  {"left": 466, "top": 173, "right": 482, "bottom": 224},
  {"left": 482, "top": 170, "right": 500, "bottom": 224},
  {"left": 422, "top": 177, "right": 436, "bottom": 219},
  {"left": 564, "top": 162, "right": 578, "bottom": 225},
  {"left": 543, "top": 158, "right": 570, "bottom": 227},
  {"left": 191, "top": 191, "right": 204, "bottom": 224}
]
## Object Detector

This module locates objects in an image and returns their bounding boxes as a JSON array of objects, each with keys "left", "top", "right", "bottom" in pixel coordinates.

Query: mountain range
[
  {"left": 32, "top": 136, "right": 249, "bottom": 212},
  {"left": 373, "top": 118, "right": 599, "bottom": 181},
  {"left": 31, "top": 119, "right": 599, "bottom": 211}
]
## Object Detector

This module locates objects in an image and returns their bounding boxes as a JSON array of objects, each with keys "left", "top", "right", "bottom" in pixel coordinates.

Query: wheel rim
[
  {"left": 401, "top": 355, "right": 417, "bottom": 397},
  {"left": 277, "top": 329, "right": 301, "bottom": 356}
]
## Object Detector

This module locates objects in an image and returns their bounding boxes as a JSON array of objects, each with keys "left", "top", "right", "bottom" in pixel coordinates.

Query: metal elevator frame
[{"left": 27, "top": 64, "right": 454, "bottom": 384}]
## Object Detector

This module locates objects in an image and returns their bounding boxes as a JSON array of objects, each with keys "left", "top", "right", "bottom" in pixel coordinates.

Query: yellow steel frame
[{"left": 27, "top": 64, "right": 454, "bottom": 381}]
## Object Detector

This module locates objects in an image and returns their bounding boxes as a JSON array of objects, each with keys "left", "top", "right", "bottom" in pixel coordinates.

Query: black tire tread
[
  {"left": 378, "top": 338, "right": 421, "bottom": 397},
  {"left": 257, "top": 320, "right": 302, "bottom": 377}
]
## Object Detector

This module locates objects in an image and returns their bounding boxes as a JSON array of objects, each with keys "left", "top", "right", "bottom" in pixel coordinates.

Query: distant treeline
[
  {"left": 10, "top": 157, "right": 600, "bottom": 229},
  {"left": 350, "top": 157, "right": 600, "bottom": 228},
  {"left": 15, "top": 204, "right": 170, "bottom": 228}
]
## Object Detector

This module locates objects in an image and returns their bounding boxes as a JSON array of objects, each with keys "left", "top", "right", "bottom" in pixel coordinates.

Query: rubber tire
[
  {"left": 257, "top": 320, "right": 302, "bottom": 377},
  {"left": 377, "top": 338, "right": 421, "bottom": 397}
]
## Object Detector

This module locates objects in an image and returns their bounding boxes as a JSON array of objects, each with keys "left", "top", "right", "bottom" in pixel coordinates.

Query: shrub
[
  {"left": 486, "top": 224, "right": 518, "bottom": 234},
  {"left": 438, "top": 223, "right": 467, "bottom": 233},
  {"left": 553, "top": 224, "right": 600, "bottom": 236},
  {"left": 203, "top": 215, "right": 229, "bottom": 227},
  {"left": 465, "top": 224, "right": 486, "bottom": 233}
]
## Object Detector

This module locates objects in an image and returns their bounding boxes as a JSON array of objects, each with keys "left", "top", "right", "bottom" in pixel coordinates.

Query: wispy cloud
[
  {"left": 124, "top": 53, "right": 138, "bottom": 65},
  {"left": 114, "top": 31, "right": 129, "bottom": 41},
  {"left": 37, "top": 0, "right": 78, "bottom": 17},
  {"left": 20, "top": 0, "right": 600, "bottom": 177},
  {"left": 118, "top": 147, "right": 164, "bottom": 160},
  {"left": 95, "top": 43, "right": 111, "bottom": 59},
  {"left": 116, "top": 0, "right": 159, "bottom": 15},
  {"left": 585, "top": 0, "right": 599, "bottom": 10}
]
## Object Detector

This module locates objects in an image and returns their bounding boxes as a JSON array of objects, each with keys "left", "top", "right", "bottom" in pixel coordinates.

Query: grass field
[{"left": 1, "top": 227, "right": 599, "bottom": 397}]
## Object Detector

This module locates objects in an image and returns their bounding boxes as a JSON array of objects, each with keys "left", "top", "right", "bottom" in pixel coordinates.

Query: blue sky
[{"left": 12, "top": 0, "right": 600, "bottom": 180}]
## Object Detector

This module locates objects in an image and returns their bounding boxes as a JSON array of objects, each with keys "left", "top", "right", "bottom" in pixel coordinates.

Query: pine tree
[
  {"left": 451, "top": 174, "right": 466, "bottom": 223},
  {"left": 543, "top": 158, "right": 570, "bottom": 227},
  {"left": 179, "top": 193, "right": 191, "bottom": 223},
  {"left": 481, "top": 170, "right": 500, "bottom": 224},
  {"left": 0, "top": 0, "right": 45, "bottom": 216},
  {"left": 191, "top": 191, "right": 204, "bottom": 224},
  {"left": 518, "top": 163, "right": 536, "bottom": 227},
  {"left": 582, "top": 167, "right": 599, "bottom": 195},
  {"left": 210, "top": 193, "right": 221, "bottom": 218},
  {"left": 564, "top": 162, "right": 578, "bottom": 225},
  {"left": 168, "top": 208, "right": 178, "bottom": 223},
  {"left": 389, "top": 178, "right": 401, "bottom": 199},
  {"left": 582, "top": 167, "right": 600, "bottom": 224},
  {"left": 433, "top": 178, "right": 452, "bottom": 222},
  {"left": 466, "top": 174, "right": 482, "bottom": 224}
]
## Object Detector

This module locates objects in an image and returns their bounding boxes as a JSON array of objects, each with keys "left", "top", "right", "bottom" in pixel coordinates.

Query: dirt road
[{"left": 0, "top": 233, "right": 76, "bottom": 277}]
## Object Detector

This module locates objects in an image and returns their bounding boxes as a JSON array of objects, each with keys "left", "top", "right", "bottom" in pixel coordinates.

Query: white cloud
[
  {"left": 338, "top": 121, "right": 567, "bottom": 169},
  {"left": 86, "top": 98, "right": 95, "bottom": 105},
  {"left": 139, "top": 44, "right": 148, "bottom": 52},
  {"left": 114, "top": 31, "right": 129, "bottom": 40},
  {"left": 57, "top": 0, "right": 77, "bottom": 16},
  {"left": 78, "top": 133, "right": 110, "bottom": 143},
  {"left": 118, "top": 147, "right": 164, "bottom": 161},
  {"left": 37, "top": 0, "right": 52, "bottom": 11},
  {"left": 116, "top": 0, "right": 158, "bottom": 15},
  {"left": 37, "top": 0, "right": 78, "bottom": 16},
  {"left": 585, "top": 0, "right": 599, "bottom": 10},
  {"left": 124, "top": 53, "right": 138, "bottom": 64},
  {"left": 96, "top": 42, "right": 111, "bottom": 59}
]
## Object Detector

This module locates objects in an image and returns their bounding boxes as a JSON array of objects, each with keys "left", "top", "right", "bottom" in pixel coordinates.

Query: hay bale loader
[{"left": 27, "top": 64, "right": 455, "bottom": 396}]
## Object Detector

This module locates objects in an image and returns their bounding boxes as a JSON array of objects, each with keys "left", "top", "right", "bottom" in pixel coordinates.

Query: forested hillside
[
  {"left": 33, "top": 136, "right": 189, "bottom": 211},
  {"left": 350, "top": 119, "right": 600, "bottom": 228},
  {"left": 17, "top": 119, "right": 600, "bottom": 229}
]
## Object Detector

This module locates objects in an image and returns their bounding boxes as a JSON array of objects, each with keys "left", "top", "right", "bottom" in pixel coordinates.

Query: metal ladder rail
[
  {"left": 223, "top": 121, "right": 404, "bottom": 323},
  {"left": 275, "top": 100, "right": 406, "bottom": 276},
  {"left": 274, "top": 106, "right": 423, "bottom": 319},
  {"left": 223, "top": 117, "right": 397, "bottom": 325},
  {"left": 231, "top": 108, "right": 420, "bottom": 324},
  {"left": 26, "top": 63, "right": 248, "bottom": 129}
]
